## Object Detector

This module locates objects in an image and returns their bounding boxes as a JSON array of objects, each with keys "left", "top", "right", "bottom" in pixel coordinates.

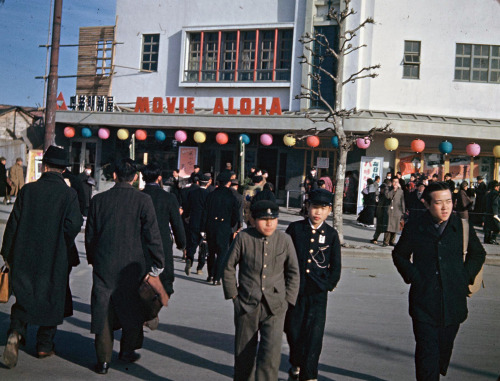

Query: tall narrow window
[
  {"left": 403, "top": 40, "right": 421, "bottom": 79},
  {"left": 239, "top": 31, "right": 256, "bottom": 81},
  {"left": 202, "top": 32, "right": 218, "bottom": 81},
  {"left": 96, "top": 39, "right": 113, "bottom": 76},
  {"left": 455, "top": 43, "right": 500, "bottom": 83},
  {"left": 258, "top": 30, "right": 274, "bottom": 81},
  {"left": 455, "top": 43, "right": 471, "bottom": 81},
  {"left": 276, "top": 29, "right": 293, "bottom": 81},
  {"left": 185, "top": 33, "right": 201, "bottom": 81},
  {"left": 220, "top": 32, "right": 237, "bottom": 81},
  {"left": 142, "top": 34, "right": 159, "bottom": 72},
  {"left": 311, "top": 25, "right": 338, "bottom": 109}
]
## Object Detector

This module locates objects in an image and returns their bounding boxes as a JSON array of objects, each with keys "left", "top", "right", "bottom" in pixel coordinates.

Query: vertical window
[
  {"left": 403, "top": 40, "right": 421, "bottom": 79},
  {"left": 311, "top": 25, "right": 338, "bottom": 109},
  {"left": 185, "top": 33, "right": 201, "bottom": 81},
  {"left": 202, "top": 32, "right": 218, "bottom": 81},
  {"left": 220, "top": 32, "right": 237, "bottom": 81},
  {"left": 239, "top": 31, "right": 256, "bottom": 81},
  {"left": 454, "top": 43, "right": 500, "bottom": 83},
  {"left": 258, "top": 30, "right": 274, "bottom": 80},
  {"left": 142, "top": 34, "right": 159, "bottom": 72},
  {"left": 96, "top": 39, "right": 113, "bottom": 76},
  {"left": 276, "top": 29, "right": 293, "bottom": 81},
  {"left": 490, "top": 45, "right": 500, "bottom": 82},
  {"left": 455, "top": 43, "right": 471, "bottom": 81}
]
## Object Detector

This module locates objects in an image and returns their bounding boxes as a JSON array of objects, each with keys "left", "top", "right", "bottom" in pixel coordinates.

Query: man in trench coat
[
  {"left": 1, "top": 146, "right": 83, "bottom": 368},
  {"left": 383, "top": 177, "right": 405, "bottom": 246},
  {"left": 85, "top": 158, "right": 165, "bottom": 374},
  {"left": 392, "top": 182, "right": 485, "bottom": 380}
]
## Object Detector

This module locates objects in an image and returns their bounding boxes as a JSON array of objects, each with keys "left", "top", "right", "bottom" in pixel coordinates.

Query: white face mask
[{"left": 85, "top": 169, "right": 92, "bottom": 176}]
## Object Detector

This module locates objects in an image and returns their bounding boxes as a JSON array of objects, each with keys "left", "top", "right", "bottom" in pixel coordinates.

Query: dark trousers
[
  {"left": 186, "top": 228, "right": 202, "bottom": 264},
  {"left": 373, "top": 224, "right": 385, "bottom": 241},
  {"left": 9, "top": 313, "right": 57, "bottom": 353},
  {"left": 234, "top": 299, "right": 286, "bottom": 381},
  {"left": 383, "top": 231, "right": 397, "bottom": 245},
  {"left": 95, "top": 303, "right": 144, "bottom": 363},
  {"left": 207, "top": 236, "right": 230, "bottom": 282},
  {"left": 285, "top": 281, "right": 328, "bottom": 381},
  {"left": 412, "top": 320, "right": 460, "bottom": 381}
]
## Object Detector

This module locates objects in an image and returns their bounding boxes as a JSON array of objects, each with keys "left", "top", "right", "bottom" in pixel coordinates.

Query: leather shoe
[
  {"left": 185, "top": 259, "right": 191, "bottom": 275},
  {"left": 3, "top": 331, "right": 20, "bottom": 368},
  {"left": 95, "top": 362, "right": 110, "bottom": 374},
  {"left": 119, "top": 351, "right": 141, "bottom": 363},
  {"left": 37, "top": 350, "right": 55, "bottom": 359},
  {"left": 206, "top": 276, "right": 213, "bottom": 283}
]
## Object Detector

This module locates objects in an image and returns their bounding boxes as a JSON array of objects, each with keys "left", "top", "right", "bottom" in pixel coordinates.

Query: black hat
[
  {"left": 217, "top": 172, "right": 231, "bottom": 184},
  {"left": 198, "top": 174, "right": 210, "bottom": 182},
  {"left": 308, "top": 189, "right": 333, "bottom": 207},
  {"left": 230, "top": 179, "right": 239, "bottom": 186},
  {"left": 43, "top": 146, "right": 69, "bottom": 167},
  {"left": 251, "top": 200, "right": 279, "bottom": 219},
  {"left": 252, "top": 175, "right": 263, "bottom": 184}
]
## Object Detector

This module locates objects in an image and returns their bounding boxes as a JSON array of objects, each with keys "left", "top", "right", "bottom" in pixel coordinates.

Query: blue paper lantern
[
  {"left": 81, "top": 127, "right": 92, "bottom": 138},
  {"left": 239, "top": 134, "right": 250, "bottom": 145},
  {"left": 439, "top": 140, "right": 453, "bottom": 155},
  {"left": 155, "top": 130, "right": 166, "bottom": 141},
  {"left": 331, "top": 136, "right": 339, "bottom": 148}
]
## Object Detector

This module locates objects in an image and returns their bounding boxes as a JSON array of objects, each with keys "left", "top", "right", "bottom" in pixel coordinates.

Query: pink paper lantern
[
  {"left": 411, "top": 139, "right": 425, "bottom": 153},
  {"left": 216, "top": 132, "right": 229, "bottom": 145},
  {"left": 135, "top": 129, "right": 147, "bottom": 141},
  {"left": 260, "top": 133, "right": 273, "bottom": 146},
  {"left": 466, "top": 142, "right": 481, "bottom": 157},
  {"left": 356, "top": 137, "right": 370, "bottom": 149},
  {"left": 64, "top": 126, "right": 75, "bottom": 138},
  {"left": 175, "top": 130, "right": 187, "bottom": 143},
  {"left": 98, "top": 128, "right": 110, "bottom": 140}
]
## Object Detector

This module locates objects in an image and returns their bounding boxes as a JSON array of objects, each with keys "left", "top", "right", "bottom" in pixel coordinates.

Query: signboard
[
  {"left": 316, "top": 157, "right": 329, "bottom": 169},
  {"left": 178, "top": 146, "right": 198, "bottom": 178},
  {"left": 26, "top": 149, "right": 43, "bottom": 183},
  {"left": 356, "top": 156, "right": 384, "bottom": 214}
]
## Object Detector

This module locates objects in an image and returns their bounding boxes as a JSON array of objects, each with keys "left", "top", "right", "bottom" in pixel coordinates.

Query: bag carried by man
[
  {"left": 462, "top": 219, "right": 484, "bottom": 296},
  {"left": 138, "top": 274, "right": 169, "bottom": 321},
  {"left": 0, "top": 265, "right": 11, "bottom": 303}
]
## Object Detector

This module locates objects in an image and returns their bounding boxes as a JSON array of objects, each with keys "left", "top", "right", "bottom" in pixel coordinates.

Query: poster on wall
[
  {"left": 178, "top": 146, "right": 198, "bottom": 178},
  {"left": 356, "top": 156, "right": 384, "bottom": 214},
  {"left": 26, "top": 149, "right": 43, "bottom": 183}
]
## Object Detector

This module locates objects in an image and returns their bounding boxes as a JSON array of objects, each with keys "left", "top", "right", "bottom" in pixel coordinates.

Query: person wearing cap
[
  {"left": 230, "top": 179, "right": 244, "bottom": 240},
  {"left": 471, "top": 175, "right": 487, "bottom": 226},
  {"left": 1, "top": 146, "right": 83, "bottom": 368},
  {"left": 223, "top": 200, "right": 300, "bottom": 381},
  {"left": 203, "top": 171, "right": 239, "bottom": 285},
  {"left": 406, "top": 181, "right": 427, "bottom": 223},
  {"left": 189, "top": 165, "right": 201, "bottom": 184},
  {"left": 284, "top": 189, "right": 341, "bottom": 381}
]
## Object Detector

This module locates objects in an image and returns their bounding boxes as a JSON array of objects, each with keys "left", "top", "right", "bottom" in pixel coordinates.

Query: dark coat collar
[{"left": 112, "top": 182, "right": 134, "bottom": 189}]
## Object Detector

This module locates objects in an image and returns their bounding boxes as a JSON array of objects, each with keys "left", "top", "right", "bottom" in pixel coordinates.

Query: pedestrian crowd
[{"left": 0, "top": 146, "right": 491, "bottom": 381}]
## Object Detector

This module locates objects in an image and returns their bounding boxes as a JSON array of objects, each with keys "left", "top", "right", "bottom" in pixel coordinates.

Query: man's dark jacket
[
  {"left": 85, "top": 182, "right": 164, "bottom": 334},
  {"left": 392, "top": 212, "right": 485, "bottom": 326},
  {"left": 142, "top": 183, "right": 186, "bottom": 296},
  {"left": 204, "top": 186, "right": 239, "bottom": 245},
  {"left": 1, "top": 172, "right": 82, "bottom": 326},
  {"left": 286, "top": 219, "right": 341, "bottom": 295},
  {"left": 184, "top": 186, "right": 209, "bottom": 231}
]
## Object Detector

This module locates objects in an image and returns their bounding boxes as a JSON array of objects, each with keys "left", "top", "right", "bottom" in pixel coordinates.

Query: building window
[
  {"left": 96, "top": 39, "right": 113, "bottom": 76},
  {"left": 142, "top": 34, "right": 159, "bottom": 72},
  {"left": 455, "top": 43, "right": 500, "bottom": 83},
  {"left": 184, "top": 28, "right": 293, "bottom": 83},
  {"left": 403, "top": 41, "right": 421, "bottom": 79},
  {"left": 311, "top": 25, "right": 338, "bottom": 109}
]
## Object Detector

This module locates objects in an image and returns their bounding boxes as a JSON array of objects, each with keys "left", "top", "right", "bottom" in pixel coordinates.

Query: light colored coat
[
  {"left": 9, "top": 163, "right": 24, "bottom": 196},
  {"left": 386, "top": 187, "right": 405, "bottom": 232}
]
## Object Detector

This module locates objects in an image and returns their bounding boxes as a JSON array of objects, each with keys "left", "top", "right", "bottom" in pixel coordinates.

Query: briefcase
[
  {"left": 138, "top": 274, "right": 169, "bottom": 321},
  {"left": 0, "top": 265, "right": 11, "bottom": 303}
]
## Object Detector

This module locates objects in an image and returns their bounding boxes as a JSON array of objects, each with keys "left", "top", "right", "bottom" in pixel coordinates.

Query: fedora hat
[{"left": 43, "top": 146, "right": 69, "bottom": 167}]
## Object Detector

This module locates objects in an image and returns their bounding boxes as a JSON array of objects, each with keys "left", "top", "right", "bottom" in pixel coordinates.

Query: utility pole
[{"left": 44, "top": 0, "right": 63, "bottom": 150}]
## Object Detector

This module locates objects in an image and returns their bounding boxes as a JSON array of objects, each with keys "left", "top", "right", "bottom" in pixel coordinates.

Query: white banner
[{"left": 356, "top": 156, "right": 384, "bottom": 214}]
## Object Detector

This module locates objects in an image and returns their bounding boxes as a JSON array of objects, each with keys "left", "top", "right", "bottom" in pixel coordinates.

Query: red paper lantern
[
  {"left": 216, "top": 132, "right": 229, "bottom": 145},
  {"left": 356, "top": 137, "right": 370, "bottom": 149},
  {"left": 135, "top": 129, "right": 147, "bottom": 141},
  {"left": 306, "top": 136, "right": 320, "bottom": 148},
  {"left": 411, "top": 139, "right": 425, "bottom": 153},
  {"left": 466, "top": 142, "right": 481, "bottom": 157},
  {"left": 64, "top": 126, "right": 75, "bottom": 138}
]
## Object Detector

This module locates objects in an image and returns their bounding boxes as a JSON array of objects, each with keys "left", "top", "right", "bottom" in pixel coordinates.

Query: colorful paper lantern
[
  {"left": 117, "top": 129, "right": 129, "bottom": 140},
  {"left": 239, "top": 134, "right": 250, "bottom": 145},
  {"left": 81, "top": 127, "right": 92, "bottom": 138},
  {"left": 155, "top": 130, "right": 166, "bottom": 141},
  {"left": 194, "top": 131, "right": 206, "bottom": 144},
  {"left": 493, "top": 145, "right": 500, "bottom": 158},
  {"left": 438, "top": 140, "right": 453, "bottom": 155},
  {"left": 307, "top": 136, "right": 320, "bottom": 148},
  {"left": 260, "top": 134, "right": 273, "bottom": 146},
  {"left": 216, "top": 132, "right": 229, "bottom": 145},
  {"left": 466, "top": 142, "right": 481, "bottom": 157},
  {"left": 283, "top": 134, "right": 296, "bottom": 147},
  {"left": 135, "top": 129, "right": 147, "bottom": 141},
  {"left": 64, "top": 126, "right": 75, "bottom": 138},
  {"left": 356, "top": 137, "right": 370, "bottom": 149},
  {"left": 384, "top": 137, "right": 399, "bottom": 151},
  {"left": 175, "top": 130, "right": 187, "bottom": 143},
  {"left": 98, "top": 128, "right": 110, "bottom": 140},
  {"left": 331, "top": 136, "right": 339, "bottom": 148},
  {"left": 411, "top": 139, "right": 425, "bottom": 153}
]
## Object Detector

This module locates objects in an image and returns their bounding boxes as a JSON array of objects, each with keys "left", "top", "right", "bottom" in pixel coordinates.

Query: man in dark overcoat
[
  {"left": 392, "top": 182, "right": 485, "bottom": 380},
  {"left": 203, "top": 172, "right": 239, "bottom": 285},
  {"left": 85, "top": 159, "right": 165, "bottom": 374},
  {"left": 1, "top": 146, "right": 83, "bottom": 368},
  {"left": 484, "top": 180, "right": 500, "bottom": 244},
  {"left": 285, "top": 189, "right": 341, "bottom": 381},
  {"left": 141, "top": 163, "right": 186, "bottom": 296},
  {"left": 383, "top": 177, "right": 405, "bottom": 246},
  {"left": 371, "top": 178, "right": 391, "bottom": 244},
  {"left": 230, "top": 179, "right": 244, "bottom": 238},
  {"left": 223, "top": 200, "right": 300, "bottom": 381},
  {"left": 406, "top": 181, "right": 427, "bottom": 223}
]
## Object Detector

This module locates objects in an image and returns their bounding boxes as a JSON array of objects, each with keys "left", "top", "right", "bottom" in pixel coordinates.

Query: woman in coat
[
  {"left": 455, "top": 181, "right": 473, "bottom": 219},
  {"left": 357, "top": 178, "right": 377, "bottom": 227}
]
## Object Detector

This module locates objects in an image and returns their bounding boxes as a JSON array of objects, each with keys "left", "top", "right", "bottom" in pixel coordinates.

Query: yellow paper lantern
[
  {"left": 193, "top": 131, "right": 206, "bottom": 144},
  {"left": 384, "top": 137, "right": 399, "bottom": 151},
  {"left": 283, "top": 134, "right": 296, "bottom": 147},
  {"left": 493, "top": 145, "right": 500, "bottom": 158},
  {"left": 117, "top": 129, "right": 129, "bottom": 140}
]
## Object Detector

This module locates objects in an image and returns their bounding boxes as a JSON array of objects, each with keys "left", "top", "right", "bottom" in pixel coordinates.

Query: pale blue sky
[{"left": 0, "top": 0, "right": 116, "bottom": 107}]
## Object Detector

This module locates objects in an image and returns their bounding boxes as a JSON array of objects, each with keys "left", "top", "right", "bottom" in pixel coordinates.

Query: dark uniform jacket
[
  {"left": 184, "top": 186, "right": 209, "bottom": 231},
  {"left": 85, "top": 182, "right": 164, "bottom": 334},
  {"left": 142, "top": 183, "right": 186, "bottom": 296},
  {"left": 392, "top": 212, "right": 485, "bottom": 326},
  {"left": 406, "top": 191, "right": 427, "bottom": 222},
  {"left": 230, "top": 187, "right": 244, "bottom": 232},
  {"left": 485, "top": 189, "right": 500, "bottom": 231},
  {"left": 223, "top": 228, "right": 300, "bottom": 315},
  {"left": 204, "top": 186, "right": 239, "bottom": 244},
  {"left": 1, "top": 172, "right": 82, "bottom": 326},
  {"left": 286, "top": 219, "right": 341, "bottom": 295}
]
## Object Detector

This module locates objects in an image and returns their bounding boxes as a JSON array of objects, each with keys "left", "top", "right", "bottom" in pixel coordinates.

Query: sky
[{"left": 0, "top": 0, "right": 116, "bottom": 107}]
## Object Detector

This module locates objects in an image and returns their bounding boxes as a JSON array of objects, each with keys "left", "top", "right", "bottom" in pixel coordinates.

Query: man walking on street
[
  {"left": 223, "top": 200, "right": 300, "bottom": 381},
  {"left": 484, "top": 180, "right": 500, "bottom": 245},
  {"left": 85, "top": 159, "right": 165, "bottom": 374},
  {"left": 392, "top": 182, "right": 485, "bottom": 380},
  {"left": 383, "top": 177, "right": 405, "bottom": 246},
  {"left": 1, "top": 146, "right": 83, "bottom": 368}
]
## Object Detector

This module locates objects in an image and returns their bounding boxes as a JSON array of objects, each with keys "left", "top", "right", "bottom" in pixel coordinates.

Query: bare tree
[{"left": 296, "top": 0, "right": 391, "bottom": 244}]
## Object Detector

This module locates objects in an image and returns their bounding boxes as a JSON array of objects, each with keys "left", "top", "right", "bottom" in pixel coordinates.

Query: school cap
[
  {"left": 251, "top": 200, "right": 279, "bottom": 219},
  {"left": 308, "top": 189, "right": 333, "bottom": 207}
]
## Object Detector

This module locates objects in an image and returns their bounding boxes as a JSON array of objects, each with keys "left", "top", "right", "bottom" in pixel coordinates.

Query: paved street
[{"left": 0, "top": 205, "right": 499, "bottom": 380}]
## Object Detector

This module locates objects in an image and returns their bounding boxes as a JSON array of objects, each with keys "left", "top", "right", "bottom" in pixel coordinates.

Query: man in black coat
[
  {"left": 406, "top": 182, "right": 427, "bottom": 223},
  {"left": 85, "top": 159, "right": 165, "bottom": 374},
  {"left": 484, "top": 180, "right": 500, "bottom": 244},
  {"left": 230, "top": 179, "right": 244, "bottom": 237},
  {"left": 285, "top": 189, "right": 341, "bottom": 381},
  {"left": 141, "top": 163, "right": 186, "bottom": 295},
  {"left": 203, "top": 172, "right": 239, "bottom": 285},
  {"left": 1, "top": 146, "right": 83, "bottom": 368},
  {"left": 78, "top": 164, "right": 95, "bottom": 217},
  {"left": 392, "top": 182, "right": 485, "bottom": 380}
]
